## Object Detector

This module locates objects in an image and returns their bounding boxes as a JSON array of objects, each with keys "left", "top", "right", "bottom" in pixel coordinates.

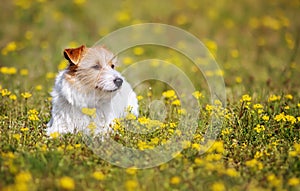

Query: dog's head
[{"left": 63, "top": 45, "right": 123, "bottom": 95}]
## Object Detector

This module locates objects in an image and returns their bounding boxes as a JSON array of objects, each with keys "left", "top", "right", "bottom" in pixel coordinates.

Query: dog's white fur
[{"left": 46, "top": 45, "right": 138, "bottom": 136}]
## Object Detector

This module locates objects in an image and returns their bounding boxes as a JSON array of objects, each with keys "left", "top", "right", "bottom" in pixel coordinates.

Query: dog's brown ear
[{"left": 63, "top": 45, "right": 86, "bottom": 65}]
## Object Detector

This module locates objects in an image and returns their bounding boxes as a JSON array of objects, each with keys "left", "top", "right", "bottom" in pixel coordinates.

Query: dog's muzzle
[{"left": 113, "top": 78, "right": 123, "bottom": 88}]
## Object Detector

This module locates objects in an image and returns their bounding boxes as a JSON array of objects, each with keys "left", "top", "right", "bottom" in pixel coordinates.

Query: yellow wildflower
[
  {"left": 170, "top": 176, "right": 181, "bottom": 185},
  {"left": 133, "top": 47, "right": 144, "bottom": 56},
  {"left": 125, "top": 167, "right": 137, "bottom": 175},
  {"left": 253, "top": 103, "right": 263, "bottom": 110},
  {"left": 1, "top": 89, "right": 11, "bottom": 96},
  {"left": 192, "top": 91, "right": 203, "bottom": 99},
  {"left": 284, "top": 94, "right": 293, "bottom": 100},
  {"left": 21, "top": 92, "right": 32, "bottom": 99},
  {"left": 162, "top": 90, "right": 176, "bottom": 99},
  {"left": 268, "top": 94, "right": 281, "bottom": 102},
  {"left": 9, "top": 94, "right": 17, "bottom": 101},
  {"left": 125, "top": 180, "right": 138, "bottom": 191},
  {"left": 274, "top": 112, "right": 286, "bottom": 122},
  {"left": 20, "top": 69, "right": 28, "bottom": 76},
  {"left": 92, "top": 171, "right": 105, "bottom": 180},
  {"left": 253, "top": 124, "right": 265, "bottom": 133},
  {"left": 211, "top": 182, "right": 226, "bottom": 191},
  {"left": 262, "top": 115, "right": 269, "bottom": 121},
  {"left": 171, "top": 99, "right": 181, "bottom": 106},
  {"left": 59, "top": 176, "right": 75, "bottom": 190},
  {"left": 50, "top": 132, "right": 60, "bottom": 139},
  {"left": 288, "top": 177, "right": 300, "bottom": 186},
  {"left": 81, "top": 107, "right": 96, "bottom": 118},
  {"left": 240, "top": 94, "right": 251, "bottom": 102}
]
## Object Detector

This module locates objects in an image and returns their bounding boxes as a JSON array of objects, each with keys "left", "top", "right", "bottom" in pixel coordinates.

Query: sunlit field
[{"left": 1, "top": 0, "right": 300, "bottom": 190}]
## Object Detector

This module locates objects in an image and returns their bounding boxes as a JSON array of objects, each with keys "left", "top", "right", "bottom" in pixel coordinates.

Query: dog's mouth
[{"left": 95, "top": 86, "right": 120, "bottom": 93}]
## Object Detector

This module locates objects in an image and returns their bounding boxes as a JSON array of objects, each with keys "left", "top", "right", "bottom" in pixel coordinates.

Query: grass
[{"left": 1, "top": 0, "right": 300, "bottom": 190}]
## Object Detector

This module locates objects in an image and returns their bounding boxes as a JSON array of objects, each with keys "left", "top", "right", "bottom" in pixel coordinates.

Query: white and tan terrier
[{"left": 46, "top": 45, "right": 138, "bottom": 136}]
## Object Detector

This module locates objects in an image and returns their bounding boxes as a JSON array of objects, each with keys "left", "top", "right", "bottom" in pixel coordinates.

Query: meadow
[{"left": 0, "top": 0, "right": 300, "bottom": 190}]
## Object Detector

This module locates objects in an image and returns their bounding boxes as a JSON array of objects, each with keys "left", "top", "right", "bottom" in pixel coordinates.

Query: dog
[{"left": 46, "top": 45, "right": 138, "bottom": 136}]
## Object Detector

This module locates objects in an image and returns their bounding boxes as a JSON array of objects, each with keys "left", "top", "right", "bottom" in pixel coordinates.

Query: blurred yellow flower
[
  {"left": 211, "top": 182, "right": 226, "bottom": 191},
  {"left": 235, "top": 76, "right": 242, "bottom": 84},
  {"left": 170, "top": 176, "right": 181, "bottom": 185},
  {"left": 125, "top": 167, "right": 137, "bottom": 175},
  {"left": 288, "top": 177, "right": 300, "bottom": 186},
  {"left": 1, "top": 41, "right": 17, "bottom": 55},
  {"left": 9, "top": 94, "right": 17, "bottom": 101},
  {"left": 73, "top": 0, "right": 86, "bottom": 5},
  {"left": 162, "top": 90, "right": 176, "bottom": 99},
  {"left": 92, "top": 171, "right": 105, "bottom": 181},
  {"left": 46, "top": 72, "right": 56, "bottom": 79},
  {"left": 0, "top": 67, "right": 17, "bottom": 75},
  {"left": 115, "top": 11, "right": 131, "bottom": 24},
  {"left": 35, "top": 85, "right": 43, "bottom": 91},
  {"left": 133, "top": 47, "right": 144, "bottom": 56},
  {"left": 20, "top": 69, "right": 28, "bottom": 76},
  {"left": 50, "top": 132, "right": 60, "bottom": 139},
  {"left": 171, "top": 99, "right": 181, "bottom": 106},
  {"left": 81, "top": 107, "right": 96, "bottom": 118},
  {"left": 58, "top": 60, "right": 68, "bottom": 70},
  {"left": 125, "top": 180, "right": 138, "bottom": 191},
  {"left": 59, "top": 176, "right": 75, "bottom": 190},
  {"left": 284, "top": 94, "right": 293, "bottom": 100},
  {"left": 268, "top": 94, "right": 281, "bottom": 102},
  {"left": 192, "top": 91, "right": 203, "bottom": 99},
  {"left": 123, "top": 57, "right": 133, "bottom": 65},
  {"left": 21, "top": 92, "right": 32, "bottom": 99},
  {"left": 240, "top": 94, "right": 251, "bottom": 102},
  {"left": 1, "top": 89, "right": 11, "bottom": 96},
  {"left": 254, "top": 124, "right": 265, "bottom": 133},
  {"left": 245, "top": 158, "right": 263, "bottom": 170}
]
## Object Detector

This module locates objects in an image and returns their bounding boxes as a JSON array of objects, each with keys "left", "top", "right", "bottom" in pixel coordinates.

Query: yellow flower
[
  {"left": 50, "top": 132, "right": 60, "bottom": 139},
  {"left": 123, "top": 57, "right": 133, "bottom": 65},
  {"left": 115, "top": 11, "right": 131, "bottom": 24},
  {"left": 253, "top": 124, "right": 265, "bottom": 133},
  {"left": 211, "top": 182, "right": 226, "bottom": 191},
  {"left": 133, "top": 47, "right": 144, "bottom": 56},
  {"left": 20, "top": 69, "right": 29, "bottom": 76},
  {"left": 59, "top": 176, "right": 75, "bottom": 190},
  {"left": 240, "top": 94, "right": 251, "bottom": 102},
  {"left": 170, "top": 176, "right": 181, "bottom": 185},
  {"left": 285, "top": 115, "right": 296, "bottom": 124},
  {"left": 12, "top": 134, "right": 21, "bottom": 141},
  {"left": 35, "top": 85, "right": 43, "bottom": 91},
  {"left": 46, "top": 72, "right": 56, "bottom": 79},
  {"left": 137, "top": 95, "right": 143, "bottom": 101},
  {"left": 81, "top": 107, "right": 96, "bottom": 118},
  {"left": 9, "top": 94, "right": 17, "bottom": 101},
  {"left": 162, "top": 90, "right": 176, "bottom": 99},
  {"left": 274, "top": 112, "right": 286, "bottom": 122},
  {"left": 125, "top": 180, "right": 138, "bottom": 191},
  {"left": 92, "top": 171, "right": 105, "bottom": 181},
  {"left": 21, "top": 92, "right": 32, "bottom": 99},
  {"left": 253, "top": 103, "right": 263, "bottom": 110},
  {"left": 288, "top": 177, "right": 300, "bottom": 186},
  {"left": 284, "top": 94, "right": 293, "bottom": 100},
  {"left": 73, "top": 0, "right": 86, "bottom": 5},
  {"left": 58, "top": 60, "right": 68, "bottom": 70},
  {"left": 245, "top": 159, "right": 263, "bottom": 170},
  {"left": 225, "top": 168, "right": 239, "bottom": 177},
  {"left": 235, "top": 76, "right": 242, "bottom": 83},
  {"left": 267, "top": 174, "right": 281, "bottom": 187},
  {"left": 27, "top": 109, "right": 39, "bottom": 121},
  {"left": 1, "top": 41, "right": 17, "bottom": 55},
  {"left": 20, "top": 127, "right": 29, "bottom": 132},
  {"left": 262, "top": 115, "right": 269, "bottom": 121},
  {"left": 171, "top": 99, "right": 181, "bottom": 106},
  {"left": 1, "top": 89, "right": 11, "bottom": 96},
  {"left": 125, "top": 167, "right": 137, "bottom": 175},
  {"left": 15, "top": 171, "right": 32, "bottom": 183},
  {"left": 0, "top": 67, "right": 17, "bottom": 75},
  {"left": 268, "top": 94, "right": 281, "bottom": 102},
  {"left": 192, "top": 91, "right": 203, "bottom": 99},
  {"left": 230, "top": 49, "right": 239, "bottom": 58}
]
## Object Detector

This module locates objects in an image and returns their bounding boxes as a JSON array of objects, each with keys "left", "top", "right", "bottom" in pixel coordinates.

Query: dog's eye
[
  {"left": 92, "top": 65, "right": 101, "bottom": 70},
  {"left": 111, "top": 64, "right": 115, "bottom": 69}
]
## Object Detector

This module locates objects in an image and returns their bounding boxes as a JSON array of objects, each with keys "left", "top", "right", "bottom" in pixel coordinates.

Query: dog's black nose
[{"left": 113, "top": 78, "right": 123, "bottom": 88}]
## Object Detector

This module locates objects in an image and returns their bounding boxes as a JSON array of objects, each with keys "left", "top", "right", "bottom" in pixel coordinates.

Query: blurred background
[{"left": 0, "top": 0, "right": 299, "bottom": 95}]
